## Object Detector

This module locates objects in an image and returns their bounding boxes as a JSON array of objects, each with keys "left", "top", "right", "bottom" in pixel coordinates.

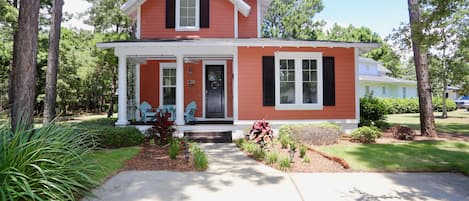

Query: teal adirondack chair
[
  {"left": 184, "top": 101, "right": 197, "bottom": 124},
  {"left": 160, "top": 105, "right": 176, "bottom": 121},
  {"left": 140, "top": 101, "right": 157, "bottom": 123}
]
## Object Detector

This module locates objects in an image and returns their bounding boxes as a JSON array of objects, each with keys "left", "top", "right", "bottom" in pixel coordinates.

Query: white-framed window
[
  {"left": 160, "top": 63, "right": 177, "bottom": 106},
  {"left": 402, "top": 87, "right": 406, "bottom": 98},
  {"left": 176, "top": 0, "right": 199, "bottom": 31},
  {"left": 275, "top": 52, "right": 323, "bottom": 110}
]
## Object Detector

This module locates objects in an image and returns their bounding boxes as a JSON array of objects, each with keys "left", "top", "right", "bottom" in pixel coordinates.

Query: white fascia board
[
  {"left": 121, "top": 0, "right": 146, "bottom": 15},
  {"left": 97, "top": 39, "right": 380, "bottom": 51},
  {"left": 230, "top": 0, "right": 251, "bottom": 17}
]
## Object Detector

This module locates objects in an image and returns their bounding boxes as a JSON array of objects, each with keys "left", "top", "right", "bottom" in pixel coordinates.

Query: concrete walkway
[{"left": 84, "top": 143, "right": 469, "bottom": 201}]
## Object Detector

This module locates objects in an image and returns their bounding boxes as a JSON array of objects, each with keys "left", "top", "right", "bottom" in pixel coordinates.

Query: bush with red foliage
[
  {"left": 248, "top": 120, "right": 274, "bottom": 146},
  {"left": 148, "top": 112, "right": 176, "bottom": 144}
]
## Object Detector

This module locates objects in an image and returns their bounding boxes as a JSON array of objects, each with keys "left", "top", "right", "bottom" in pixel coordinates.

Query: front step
[{"left": 184, "top": 131, "right": 233, "bottom": 143}]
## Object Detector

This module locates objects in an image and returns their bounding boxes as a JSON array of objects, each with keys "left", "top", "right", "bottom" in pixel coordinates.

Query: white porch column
[
  {"left": 135, "top": 64, "right": 141, "bottom": 121},
  {"left": 116, "top": 55, "right": 128, "bottom": 126},
  {"left": 233, "top": 50, "right": 239, "bottom": 121},
  {"left": 175, "top": 55, "right": 185, "bottom": 125}
]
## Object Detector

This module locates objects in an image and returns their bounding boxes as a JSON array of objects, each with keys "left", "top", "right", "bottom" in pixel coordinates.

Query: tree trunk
[
  {"left": 441, "top": 58, "right": 448, "bottom": 119},
  {"left": 10, "top": 0, "right": 41, "bottom": 129},
  {"left": 408, "top": 0, "right": 437, "bottom": 137},
  {"left": 43, "top": 0, "right": 64, "bottom": 124},
  {"left": 108, "top": 68, "right": 117, "bottom": 118}
]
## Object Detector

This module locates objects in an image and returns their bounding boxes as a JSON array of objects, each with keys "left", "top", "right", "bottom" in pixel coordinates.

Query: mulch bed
[
  {"left": 245, "top": 143, "right": 349, "bottom": 172},
  {"left": 123, "top": 144, "right": 196, "bottom": 171}
]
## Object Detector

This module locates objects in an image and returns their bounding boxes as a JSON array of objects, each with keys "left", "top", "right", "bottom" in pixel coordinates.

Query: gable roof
[
  {"left": 359, "top": 57, "right": 391, "bottom": 74},
  {"left": 121, "top": 0, "right": 272, "bottom": 18}
]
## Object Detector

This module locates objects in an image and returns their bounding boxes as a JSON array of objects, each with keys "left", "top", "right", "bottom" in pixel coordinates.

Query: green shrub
[
  {"left": 379, "top": 97, "right": 457, "bottom": 114},
  {"left": 235, "top": 138, "right": 245, "bottom": 148},
  {"left": 278, "top": 156, "right": 291, "bottom": 171},
  {"left": 433, "top": 97, "right": 457, "bottom": 112},
  {"left": 252, "top": 146, "right": 266, "bottom": 160},
  {"left": 279, "top": 134, "right": 291, "bottom": 149},
  {"left": 289, "top": 142, "right": 297, "bottom": 151},
  {"left": 242, "top": 141, "right": 258, "bottom": 154},
  {"left": 78, "top": 118, "right": 144, "bottom": 148},
  {"left": 282, "top": 123, "right": 342, "bottom": 146},
  {"left": 360, "top": 94, "right": 387, "bottom": 126},
  {"left": 0, "top": 123, "right": 99, "bottom": 200},
  {"left": 303, "top": 155, "right": 311, "bottom": 163},
  {"left": 95, "top": 127, "right": 144, "bottom": 148},
  {"left": 299, "top": 144, "right": 307, "bottom": 158},
  {"left": 374, "top": 120, "right": 391, "bottom": 130},
  {"left": 265, "top": 152, "right": 279, "bottom": 165},
  {"left": 168, "top": 140, "right": 180, "bottom": 159},
  {"left": 191, "top": 146, "right": 208, "bottom": 171},
  {"left": 351, "top": 126, "right": 381, "bottom": 143}
]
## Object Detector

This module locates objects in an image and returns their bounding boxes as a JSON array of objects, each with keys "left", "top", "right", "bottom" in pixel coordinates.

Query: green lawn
[
  {"left": 386, "top": 109, "right": 469, "bottom": 134},
  {"left": 319, "top": 141, "right": 469, "bottom": 174},
  {"left": 90, "top": 146, "right": 141, "bottom": 182}
]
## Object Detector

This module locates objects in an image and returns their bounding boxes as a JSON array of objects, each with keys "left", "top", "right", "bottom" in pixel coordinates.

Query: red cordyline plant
[
  {"left": 152, "top": 112, "right": 175, "bottom": 144},
  {"left": 248, "top": 119, "right": 274, "bottom": 146}
]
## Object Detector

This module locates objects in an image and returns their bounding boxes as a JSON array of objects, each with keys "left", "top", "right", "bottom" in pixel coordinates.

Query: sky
[{"left": 62, "top": 0, "right": 409, "bottom": 38}]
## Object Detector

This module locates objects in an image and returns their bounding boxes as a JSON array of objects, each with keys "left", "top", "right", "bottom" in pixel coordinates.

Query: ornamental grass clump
[
  {"left": 265, "top": 152, "right": 279, "bottom": 165},
  {"left": 0, "top": 122, "right": 99, "bottom": 201},
  {"left": 168, "top": 139, "right": 180, "bottom": 159},
  {"left": 278, "top": 156, "right": 291, "bottom": 171},
  {"left": 191, "top": 145, "right": 208, "bottom": 171}
]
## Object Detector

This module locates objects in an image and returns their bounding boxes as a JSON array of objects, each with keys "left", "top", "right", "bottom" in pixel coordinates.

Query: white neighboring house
[{"left": 359, "top": 57, "right": 417, "bottom": 98}]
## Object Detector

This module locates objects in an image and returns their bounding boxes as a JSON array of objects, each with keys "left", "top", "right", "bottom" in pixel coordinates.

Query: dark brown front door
[{"left": 205, "top": 65, "right": 225, "bottom": 118}]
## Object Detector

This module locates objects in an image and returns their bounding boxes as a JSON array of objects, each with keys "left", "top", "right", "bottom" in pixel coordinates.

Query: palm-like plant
[{"left": 0, "top": 122, "right": 99, "bottom": 200}]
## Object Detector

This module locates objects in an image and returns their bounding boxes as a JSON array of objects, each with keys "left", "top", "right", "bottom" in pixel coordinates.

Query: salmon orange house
[{"left": 98, "top": 0, "right": 379, "bottom": 137}]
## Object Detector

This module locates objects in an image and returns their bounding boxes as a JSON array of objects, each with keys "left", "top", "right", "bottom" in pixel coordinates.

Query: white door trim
[
  {"left": 159, "top": 62, "right": 177, "bottom": 108},
  {"left": 202, "top": 60, "right": 228, "bottom": 119}
]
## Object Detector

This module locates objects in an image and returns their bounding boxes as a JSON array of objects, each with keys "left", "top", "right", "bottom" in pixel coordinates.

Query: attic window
[{"left": 176, "top": 0, "right": 199, "bottom": 31}]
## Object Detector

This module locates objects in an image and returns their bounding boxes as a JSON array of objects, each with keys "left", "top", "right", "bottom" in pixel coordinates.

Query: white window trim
[
  {"left": 160, "top": 63, "right": 177, "bottom": 107},
  {"left": 274, "top": 52, "right": 323, "bottom": 110},
  {"left": 175, "top": 0, "right": 200, "bottom": 32}
]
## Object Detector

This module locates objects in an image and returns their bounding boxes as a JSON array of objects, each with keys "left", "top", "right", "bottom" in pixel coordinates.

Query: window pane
[
  {"left": 302, "top": 60, "right": 309, "bottom": 69},
  {"left": 303, "top": 71, "right": 309, "bottom": 81},
  {"left": 303, "top": 82, "right": 318, "bottom": 104},
  {"left": 280, "top": 70, "right": 287, "bottom": 81},
  {"left": 287, "top": 70, "right": 295, "bottom": 81},
  {"left": 280, "top": 60, "right": 287, "bottom": 69},
  {"left": 310, "top": 72, "right": 317, "bottom": 81},
  {"left": 310, "top": 60, "right": 317, "bottom": 70},
  {"left": 163, "top": 87, "right": 176, "bottom": 105},
  {"left": 187, "top": 17, "right": 195, "bottom": 26},
  {"left": 280, "top": 82, "right": 295, "bottom": 104},
  {"left": 288, "top": 60, "right": 295, "bottom": 69},
  {"left": 188, "top": 0, "right": 195, "bottom": 7}
]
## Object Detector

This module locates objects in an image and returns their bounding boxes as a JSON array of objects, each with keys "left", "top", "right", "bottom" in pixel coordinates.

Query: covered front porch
[{"left": 104, "top": 40, "right": 239, "bottom": 128}]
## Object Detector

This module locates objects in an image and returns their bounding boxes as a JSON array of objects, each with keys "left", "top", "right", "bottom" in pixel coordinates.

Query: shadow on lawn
[
  {"left": 85, "top": 143, "right": 287, "bottom": 201},
  {"left": 344, "top": 142, "right": 469, "bottom": 200},
  {"left": 346, "top": 141, "right": 469, "bottom": 174},
  {"left": 390, "top": 122, "right": 469, "bottom": 134}
]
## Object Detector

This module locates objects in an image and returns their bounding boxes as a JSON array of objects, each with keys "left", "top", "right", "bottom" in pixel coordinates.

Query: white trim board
[
  {"left": 159, "top": 62, "right": 177, "bottom": 107},
  {"left": 175, "top": 0, "right": 200, "bottom": 32},
  {"left": 202, "top": 60, "right": 229, "bottom": 119},
  {"left": 274, "top": 51, "right": 323, "bottom": 110}
]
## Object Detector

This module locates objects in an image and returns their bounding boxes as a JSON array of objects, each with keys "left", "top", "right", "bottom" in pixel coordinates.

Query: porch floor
[{"left": 129, "top": 120, "right": 234, "bottom": 126}]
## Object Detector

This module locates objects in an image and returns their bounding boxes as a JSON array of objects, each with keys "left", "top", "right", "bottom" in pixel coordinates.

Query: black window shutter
[
  {"left": 323, "top": 57, "right": 336, "bottom": 106},
  {"left": 200, "top": 0, "right": 210, "bottom": 28},
  {"left": 263, "top": 56, "right": 275, "bottom": 106},
  {"left": 166, "top": 0, "right": 175, "bottom": 28}
]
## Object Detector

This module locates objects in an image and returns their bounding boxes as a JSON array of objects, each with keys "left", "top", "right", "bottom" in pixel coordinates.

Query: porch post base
[{"left": 115, "top": 121, "right": 129, "bottom": 127}]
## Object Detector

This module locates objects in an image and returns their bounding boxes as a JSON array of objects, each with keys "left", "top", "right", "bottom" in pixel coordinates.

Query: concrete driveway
[{"left": 83, "top": 143, "right": 469, "bottom": 201}]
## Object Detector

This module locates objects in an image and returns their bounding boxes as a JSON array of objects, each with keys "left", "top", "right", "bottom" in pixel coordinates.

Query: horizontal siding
[
  {"left": 238, "top": 0, "right": 258, "bottom": 38},
  {"left": 141, "top": 0, "right": 241, "bottom": 39},
  {"left": 237, "top": 47, "right": 356, "bottom": 120}
]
